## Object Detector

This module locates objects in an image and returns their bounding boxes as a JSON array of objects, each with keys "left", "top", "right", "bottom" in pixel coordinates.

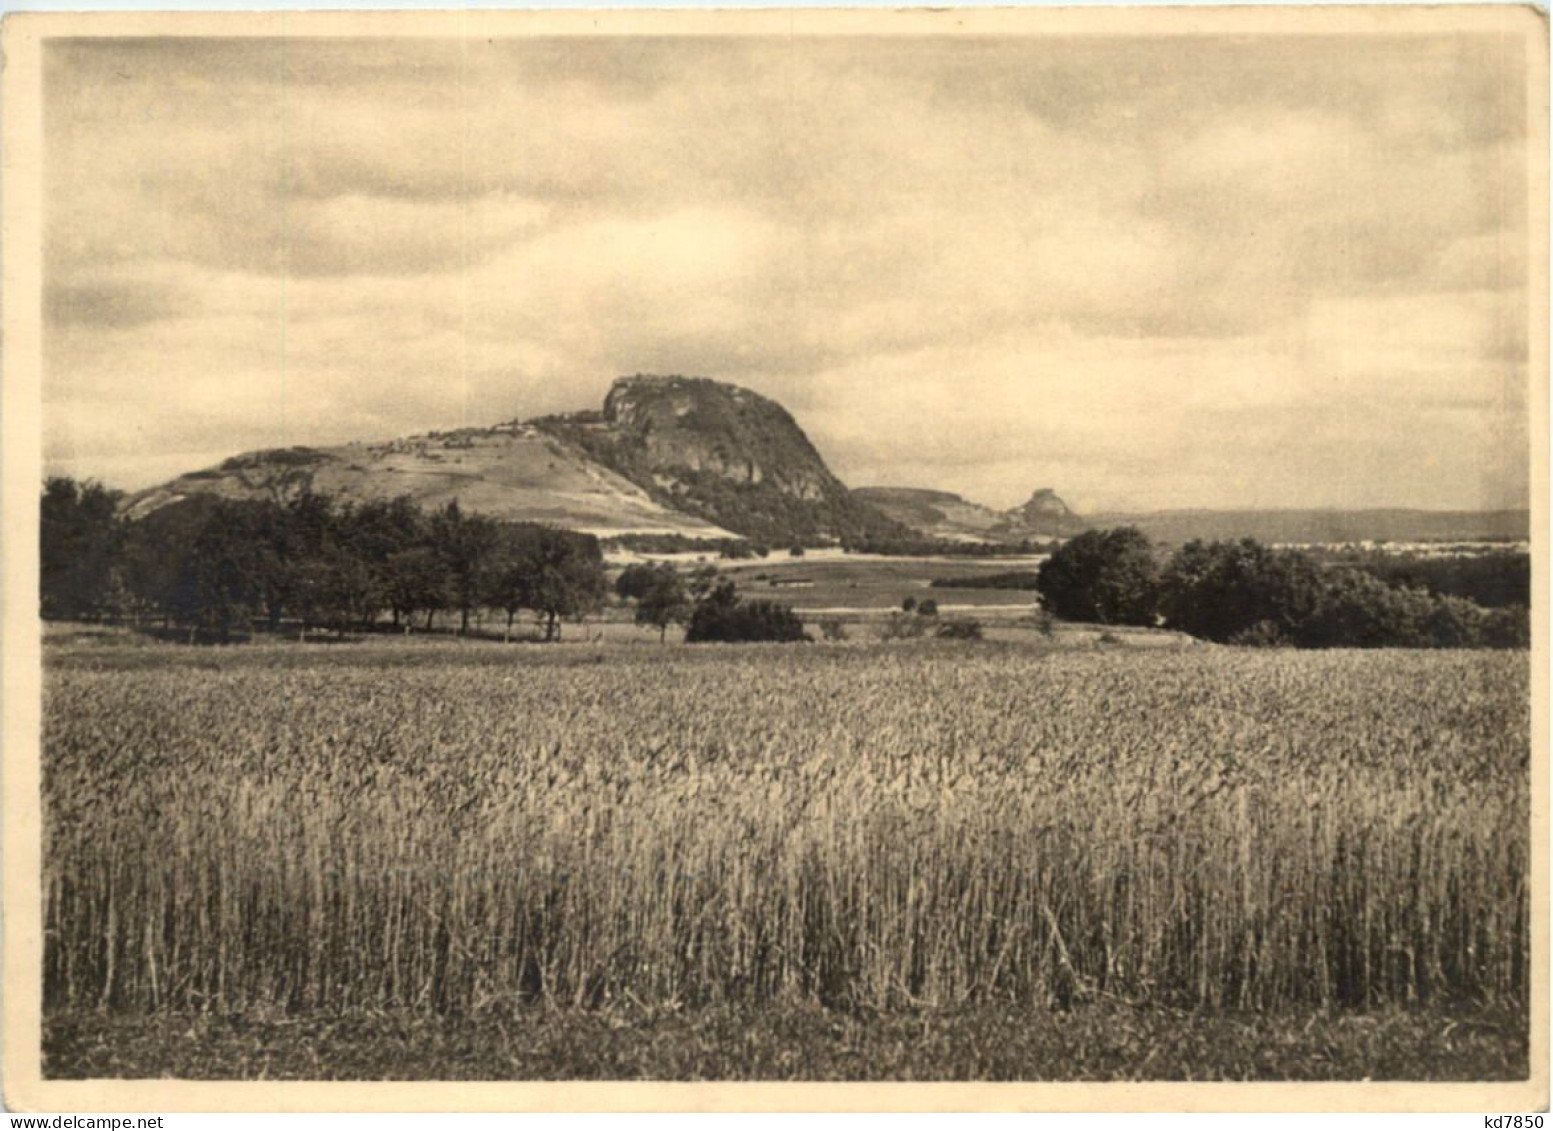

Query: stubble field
[{"left": 41, "top": 639, "right": 1530, "bottom": 1079}]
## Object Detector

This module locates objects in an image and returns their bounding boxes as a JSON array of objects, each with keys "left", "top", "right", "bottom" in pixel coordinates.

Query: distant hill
[
  {"left": 121, "top": 373, "right": 1524, "bottom": 551},
  {"left": 124, "top": 375, "right": 911, "bottom": 546},
  {"left": 1085, "top": 508, "right": 1531, "bottom": 546},
  {"left": 852, "top": 485, "right": 1086, "bottom": 543},
  {"left": 122, "top": 423, "right": 740, "bottom": 539},
  {"left": 533, "top": 376, "right": 911, "bottom": 546}
]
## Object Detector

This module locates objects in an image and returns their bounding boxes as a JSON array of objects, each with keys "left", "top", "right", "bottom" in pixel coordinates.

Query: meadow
[{"left": 41, "top": 638, "right": 1530, "bottom": 1079}]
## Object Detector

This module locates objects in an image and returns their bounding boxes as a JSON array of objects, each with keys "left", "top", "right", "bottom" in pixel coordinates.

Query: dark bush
[
  {"left": 917, "top": 598, "right": 939, "bottom": 617},
  {"left": 1159, "top": 539, "right": 1324, "bottom": 643},
  {"left": 1035, "top": 527, "right": 1159, "bottom": 626},
  {"left": 685, "top": 581, "right": 807, "bottom": 643},
  {"left": 1161, "top": 538, "right": 1529, "bottom": 650},
  {"left": 935, "top": 618, "right": 984, "bottom": 641},
  {"left": 930, "top": 571, "right": 1041, "bottom": 590},
  {"left": 1226, "top": 620, "right": 1292, "bottom": 648},
  {"left": 1316, "top": 549, "right": 1530, "bottom": 609}
]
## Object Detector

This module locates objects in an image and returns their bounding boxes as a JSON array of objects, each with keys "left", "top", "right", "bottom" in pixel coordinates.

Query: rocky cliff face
[
  {"left": 537, "top": 376, "right": 911, "bottom": 546},
  {"left": 600, "top": 376, "right": 835, "bottom": 502},
  {"left": 1009, "top": 488, "right": 1075, "bottom": 529}
]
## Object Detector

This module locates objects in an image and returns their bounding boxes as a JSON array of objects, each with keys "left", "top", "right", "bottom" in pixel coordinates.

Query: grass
[
  {"left": 41, "top": 639, "right": 1529, "bottom": 1079},
  {"left": 44, "top": 1001, "right": 1527, "bottom": 1081}
]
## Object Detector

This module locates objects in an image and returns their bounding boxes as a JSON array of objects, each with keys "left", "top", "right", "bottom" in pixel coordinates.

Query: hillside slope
[{"left": 122, "top": 424, "right": 739, "bottom": 539}]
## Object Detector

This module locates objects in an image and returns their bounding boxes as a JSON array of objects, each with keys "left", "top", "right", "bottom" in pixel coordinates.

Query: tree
[
  {"left": 687, "top": 565, "right": 720, "bottom": 601},
  {"left": 520, "top": 528, "right": 607, "bottom": 642},
  {"left": 341, "top": 496, "right": 424, "bottom": 628},
  {"left": 623, "top": 565, "right": 691, "bottom": 642},
  {"left": 901, "top": 596, "right": 918, "bottom": 613},
  {"left": 429, "top": 500, "right": 498, "bottom": 635},
  {"left": 614, "top": 563, "right": 661, "bottom": 602},
  {"left": 1293, "top": 569, "right": 1430, "bottom": 649},
  {"left": 41, "top": 477, "right": 122, "bottom": 621},
  {"left": 1156, "top": 538, "right": 1528, "bottom": 650},
  {"left": 1035, "top": 527, "right": 1159, "bottom": 626},
  {"left": 384, "top": 547, "right": 447, "bottom": 632},
  {"left": 917, "top": 598, "right": 938, "bottom": 617},
  {"left": 485, "top": 526, "right": 539, "bottom": 642},
  {"left": 1158, "top": 539, "right": 1326, "bottom": 643},
  {"left": 181, "top": 502, "right": 271, "bottom": 642}
]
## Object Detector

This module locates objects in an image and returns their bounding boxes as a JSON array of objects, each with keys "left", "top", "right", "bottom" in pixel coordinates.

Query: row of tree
[
  {"left": 41, "top": 479, "right": 607, "bottom": 641},
  {"left": 1034, "top": 528, "right": 1529, "bottom": 648}
]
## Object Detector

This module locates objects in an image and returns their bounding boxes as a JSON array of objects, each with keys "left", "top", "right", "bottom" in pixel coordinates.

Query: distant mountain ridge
[
  {"left": 1086, "top": 508, "right": 1531, "bottom": 546},
  {"left": 852, "top": 485, "right": 1086, "bottom": 542},
  {"left": 120, "top": 375, "right": 1529, "bottom": 550}
]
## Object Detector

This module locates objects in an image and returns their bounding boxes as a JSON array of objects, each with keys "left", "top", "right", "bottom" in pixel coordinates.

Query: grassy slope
[{"left": 45, "top": 1001, "right": 1526, "bottom": 1081}]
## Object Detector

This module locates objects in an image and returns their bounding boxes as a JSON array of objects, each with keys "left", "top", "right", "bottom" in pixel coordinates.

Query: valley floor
[{"left": 44, "top": 1001, "right": 1527, "bottom": 1081}]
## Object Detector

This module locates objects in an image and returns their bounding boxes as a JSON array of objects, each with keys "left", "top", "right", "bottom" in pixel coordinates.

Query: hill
[
  {"left": 852, "top": 485, "right": 1085, "bottom": 543},
  {"left": 121, "top": 423, "right": 740, "bottom": 539},
  {"left": 124, "top": 376, "right": 910, "bottom": 546},
  {"left": 533, "top": 376, "right": 911, "bottom": 546}
]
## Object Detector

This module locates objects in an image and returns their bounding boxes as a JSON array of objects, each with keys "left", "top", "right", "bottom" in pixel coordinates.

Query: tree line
[
  {"left": 1035, "top": 527, "right": 1529, "bottom": 648},
  {"left": 41, "top": 478, "right": 607, "bottom": 642}
]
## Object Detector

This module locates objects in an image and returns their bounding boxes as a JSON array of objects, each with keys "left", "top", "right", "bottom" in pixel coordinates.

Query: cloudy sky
[{"left": 43, "top": 31, "right": 1531, "bottom": 512}]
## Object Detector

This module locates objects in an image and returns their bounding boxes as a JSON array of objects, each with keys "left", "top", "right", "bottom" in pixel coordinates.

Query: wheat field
[{"left": 42, "top": 643, "right": 1528, "bottom": 1038}]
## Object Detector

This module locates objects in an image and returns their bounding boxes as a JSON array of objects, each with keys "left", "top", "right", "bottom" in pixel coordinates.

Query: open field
[
  {"left": 716, "top": 555, "right": 1049, "bottom": 612},
  {"left": 42, "top": 638, "right": 1529, "bottom": 1079}
]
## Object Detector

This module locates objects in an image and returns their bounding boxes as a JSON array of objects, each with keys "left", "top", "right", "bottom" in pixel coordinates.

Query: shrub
[
  {"left": 902, "top": 596, "right": 918, "bottom": 613},
  {"left": 685, "top": 581, "right": 807, "bottom": 643},
  {"left": 935, "top": 618, "right": 983, "bottom": 641},
  {"left": 1226, "top": 620, "right": 1292, "bottom": 648},
  {"left": 1484, "top": 606, "right": 1531, "bottom": 649},
  {"left": 930, "top": 571, "right": 1041, "bottom": 590},
  {"left": 917, "top": 598, "right": 939, "bottom": 617}
]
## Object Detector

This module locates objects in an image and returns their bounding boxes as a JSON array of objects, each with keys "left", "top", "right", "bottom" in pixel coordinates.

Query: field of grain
[{"left": 41, "top": 641, "right": 1529, "bottom": 1079}]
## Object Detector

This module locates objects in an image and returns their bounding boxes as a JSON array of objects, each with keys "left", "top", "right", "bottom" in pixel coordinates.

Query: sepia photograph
[{"left": 1, "top": 5, "right": 1545, "bottom": 1112}]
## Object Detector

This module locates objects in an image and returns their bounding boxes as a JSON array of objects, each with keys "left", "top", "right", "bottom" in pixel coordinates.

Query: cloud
[{"left": 40, "top": 33, "right": 1532, "bottom": 511}]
